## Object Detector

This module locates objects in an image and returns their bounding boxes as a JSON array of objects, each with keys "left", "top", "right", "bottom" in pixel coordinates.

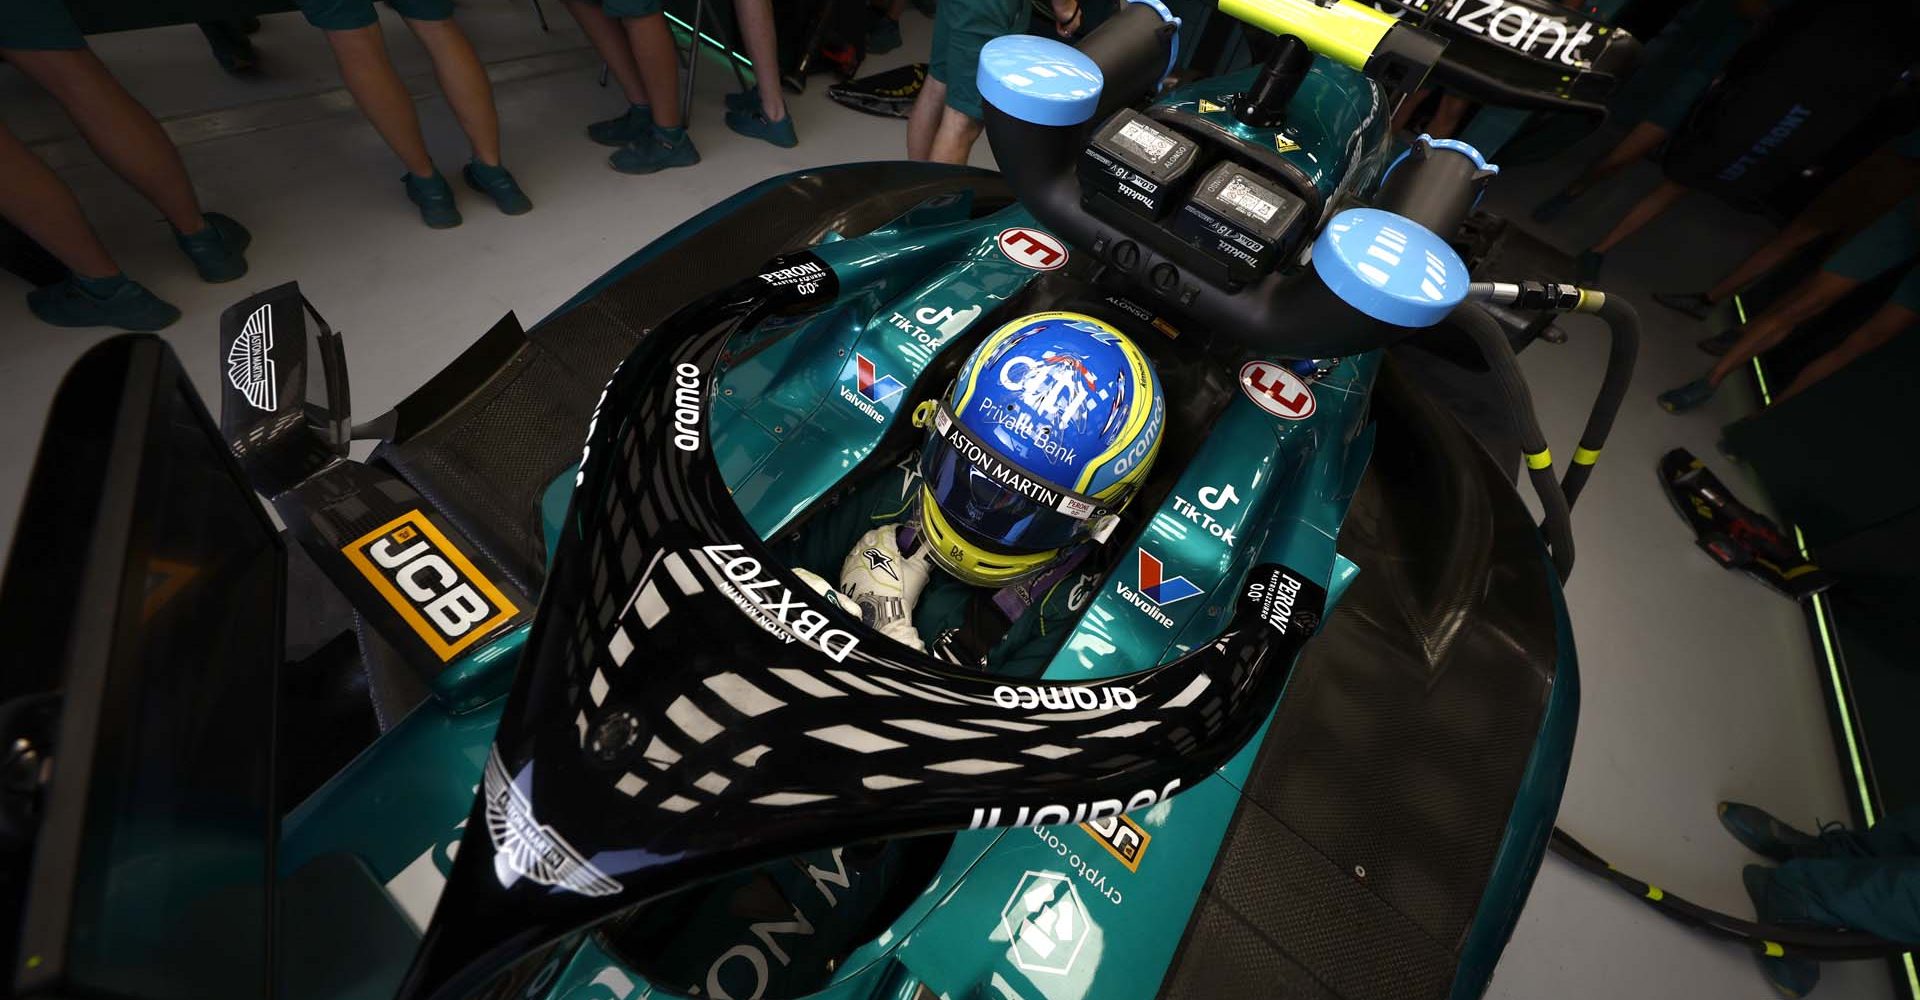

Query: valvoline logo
[
  {"left": 839, "top": 353, "right": 907, "bottom": 425},
  {"left": 1137, "top": 549, "right": 1202, "bottom": 605},
  {"left": 855, "top": 353, "right": 906, "bottom": 403}
]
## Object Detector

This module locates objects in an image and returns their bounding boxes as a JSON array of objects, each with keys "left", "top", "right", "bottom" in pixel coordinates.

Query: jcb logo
[
  {"left": 1082, "top": 813, "right": 1150, "bottom": 872},
  {"left": 343, "top": 511, "right": 518, "bottom": 660}
]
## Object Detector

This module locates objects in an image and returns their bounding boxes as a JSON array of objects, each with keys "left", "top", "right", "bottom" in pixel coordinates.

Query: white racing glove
[
  {"left": 838, "top": 525, "right": 932, "bottom": 651},
  {"left": 789, "top": 567, "right": 852, "bottom": 614}
]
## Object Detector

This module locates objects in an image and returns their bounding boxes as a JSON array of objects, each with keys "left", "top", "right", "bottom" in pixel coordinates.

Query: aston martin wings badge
[{"left": 483, "top": 748, "right": 623, "bottom": 898}]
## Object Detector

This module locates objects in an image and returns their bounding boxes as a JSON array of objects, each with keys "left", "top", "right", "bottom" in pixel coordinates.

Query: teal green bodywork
[
  {"left": 1154, "top": 62, "right": 1391, "bottom": 213},
  {"left": 276, "top": 54, "right": 1576, "bottom": 1000}
]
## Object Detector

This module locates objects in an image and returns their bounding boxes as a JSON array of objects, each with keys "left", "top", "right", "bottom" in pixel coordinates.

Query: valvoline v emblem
[
  {"left": 1137, "top": 549, "right": 1202, "bottom": 606},
  {"left": 856, "top": 353, "right": 906, "bottom": 403}
]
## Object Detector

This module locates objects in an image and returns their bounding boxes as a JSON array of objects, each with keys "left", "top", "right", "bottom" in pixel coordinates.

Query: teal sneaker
[
  {"left": 403, "top": 170, "right": 462, "bottom": 229},
  {"left": 1576, "top": 249, "right": 1604, "bottom": 282},
  {"left": 867, "top": 16, "right": 902, "bottom": 53},
  {"left": 587, "top": 103, "right": 653, "bottom": 147},
  {"left": 28, "top": 274, "right": 181, "bottom": 332},
  {"left": 725, "top": 107, "right": 798, "bottom": 148},
  {"left": 1719, "top": 803, "right": 1824, "bottom": 863},
  {"left": 1659, "top": 376, "right": 1717, "bottom": 414},
  {"left": 1653, "top": 290, "right": 1718, "bottom": 321},
  {"left": 1743, "top": 866, "right": 1822, "bottom": 998},
  {"left": 462, "top": 161, "right": 532, "bottom": 215},
  {"left": 725, "top": 87, "right": 759, "bottom": 114},
  {"left": 609, "top": 128, "right": 700, "bottom": 174},
  {"left": 173, "top": 211, "right": 251, "bottom": 283}
]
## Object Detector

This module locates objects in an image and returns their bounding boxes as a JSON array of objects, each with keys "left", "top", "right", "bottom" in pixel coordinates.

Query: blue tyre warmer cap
[
  {"left": 1382, "top": 133, "right": 1500, "bottom": 186},
  {"left": 1127, "top": 0, "right": 1182, "bottom": 80},
  {"left": 1313, "top": 208, "right": 1470, "bottom": 328},
  {"left": 978, "top": 35, "right": 1103, "bottom": 127}
]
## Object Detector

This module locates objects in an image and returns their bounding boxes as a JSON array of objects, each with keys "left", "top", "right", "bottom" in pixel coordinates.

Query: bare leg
[
  {"left": 1590, "top": 179, "right": 1689, "bottom": 254},
  {"left": 405, "top": 17, "right": 502, "bottom": 166},
  {"left": 623, "top": 14, "right": 682, "bottom": 129},
  {"left": 1774, "top": 301, "right": 1918, "bottom": 404},
  {"left": 732, "top": 0, "right": 787, "bottom": 120},
  {"left": 928, "top": 106, "right": 982, "bottom": 165},
  {"left": 0, "top": 122, "right": 119, "bottom": 278},
  {"left": 1391, "top": 87, "right": 1431, "bottom": 132},
  {"left": 1562, "top": 121, "right": 1671, "bottom": 196},
  {"left": 317, "top": 25, "right": 437, "bottom": 176},
  {"left": 1424, "top": 93, "right": 1473, "bottom": 140},
  {"left": 565, "top": 0, "right": 649, "bottom": 104},
  {"left": 1706, "top": 270, "right": 1861, "bottom": 387},
  {"left": 2, "top": 48, "right": 208, "bottom": 233},
  {"left": 907, "top": 76, "right": 947, "bottom": 160},
  {"left": 1705, "top": 217, "right": 1829, "bottom": 303}
]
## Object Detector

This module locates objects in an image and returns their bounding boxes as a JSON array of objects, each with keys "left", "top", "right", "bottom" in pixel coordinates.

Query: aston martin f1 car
[{"left": 4, "top": 2, "right": 1646, "bottom": 998}]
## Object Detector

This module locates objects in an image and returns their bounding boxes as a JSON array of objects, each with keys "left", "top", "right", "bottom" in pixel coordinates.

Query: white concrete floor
[
  {"left": 0, "top": 8, "right": 1894, "bottom": 998},
  {"left": 1478, "top": 132, "right": 1895, "bottom": 1000}
]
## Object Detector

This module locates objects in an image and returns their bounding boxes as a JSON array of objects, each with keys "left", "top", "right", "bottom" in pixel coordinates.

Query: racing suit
[
  {"left": 606, "top": 454, "right": 1103, "bottom": 996},
  {"left": 779, "top": 451, "right": 1102, "bottom": 678}
]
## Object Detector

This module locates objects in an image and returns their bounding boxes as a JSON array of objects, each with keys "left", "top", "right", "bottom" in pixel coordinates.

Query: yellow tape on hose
[
  {"left": 1764, "top": 941, "right": 1785, "bottom": 958},
  {"left": 1573, "top": 446, "right": 1602, "bottom": 466},
  {"left": 1525, "top": 449, "right": 1554, "bottom": 471}
]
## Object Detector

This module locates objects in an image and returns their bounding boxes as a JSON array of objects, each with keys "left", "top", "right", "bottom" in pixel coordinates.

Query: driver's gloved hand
[
  {"left": 791, "top": 567, "right": 853, "bottom": 613},
  {"left": 838, "top": 525, "right": 932, "bottom": 651}
]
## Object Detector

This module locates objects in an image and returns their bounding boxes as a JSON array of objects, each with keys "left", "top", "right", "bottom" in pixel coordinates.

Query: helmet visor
[{"left": 918, "top": 403, "right": 1110, "bottom": 554}]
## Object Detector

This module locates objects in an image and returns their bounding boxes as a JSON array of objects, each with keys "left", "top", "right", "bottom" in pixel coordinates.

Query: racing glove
[
  {"left": 838, "top": 525, "right": 932, "bottom": 651},
  {"left": 791, "top": 567, "right": 853, "bottom": 614}
]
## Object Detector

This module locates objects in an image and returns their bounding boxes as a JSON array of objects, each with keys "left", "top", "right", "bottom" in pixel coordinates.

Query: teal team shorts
[
  {"left": 1824, "top": 195, "right": 1920, "bottom": 312},
  {"left": 600, "top": 0, "right": 664, "bottom": 17},
  {"left": 0, "top": 0, "right": 86, "bottom": 51},
  {"left": 299, "top": 0, "right": 456, "bottom": 30},
  {"left": 927, "top": 0, "right": 1027, "bottom": 119}
]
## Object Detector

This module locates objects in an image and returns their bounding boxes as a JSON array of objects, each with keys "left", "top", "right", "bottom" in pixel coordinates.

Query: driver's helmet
[{"left": 913, "top": 311, "right": 1165, "bottom": 586}]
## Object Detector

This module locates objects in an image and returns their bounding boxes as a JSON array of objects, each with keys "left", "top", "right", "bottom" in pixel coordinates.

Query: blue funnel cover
[
  {"left": 978, "top": 35, "right": 1104, "bottom": 127},
  {"left": 1312, "top": 208, "right": 1469, "bottom": 328}
]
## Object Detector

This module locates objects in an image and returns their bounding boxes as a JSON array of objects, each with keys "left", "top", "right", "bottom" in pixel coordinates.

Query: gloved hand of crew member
[{"left": 838, "top": 525, "right": 933, "bottom": 651}]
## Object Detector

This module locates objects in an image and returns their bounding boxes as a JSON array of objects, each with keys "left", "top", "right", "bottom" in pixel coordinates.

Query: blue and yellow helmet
[{"left": 914, "top": 312, "right": 1165, "bottom": 586}]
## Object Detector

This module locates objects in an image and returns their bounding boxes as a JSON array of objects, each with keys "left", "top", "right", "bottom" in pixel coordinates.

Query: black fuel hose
[
  {"left": 1449, "top": 301, "right": 1575, "bottom": 582},
  {"left": 1559, "top": 294, "right": 1638, "bottom": 509},
  {"left": 1550, "top": 828, "right": 1914, "bottom": 961}
]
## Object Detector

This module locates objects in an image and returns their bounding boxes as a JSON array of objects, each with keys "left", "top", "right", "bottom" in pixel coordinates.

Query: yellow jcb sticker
[
  {"left": 343, "top": 510, "right": 519, "bottom": 661},
  {"left": 1082, "top": 813, "right": 1151, "bottom": 872}
]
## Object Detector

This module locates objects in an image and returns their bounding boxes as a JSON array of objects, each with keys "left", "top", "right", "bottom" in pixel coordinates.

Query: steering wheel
[
  {"left": 981, "top": 0, "right": 1605, "bottom": 357},
  {"left": 397, "top": 268, "right": 1331, "bottom": 1000}
]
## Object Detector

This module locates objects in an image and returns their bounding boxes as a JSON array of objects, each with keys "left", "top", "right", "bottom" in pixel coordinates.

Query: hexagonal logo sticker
[{"left": 999, "top": 870, "right": 1088, "bottom": 976}]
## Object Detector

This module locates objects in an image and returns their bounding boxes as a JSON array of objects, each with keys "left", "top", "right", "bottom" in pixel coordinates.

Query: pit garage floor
[{"left": 0, "top": 7, "right": 1894, "bottom": 997}]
